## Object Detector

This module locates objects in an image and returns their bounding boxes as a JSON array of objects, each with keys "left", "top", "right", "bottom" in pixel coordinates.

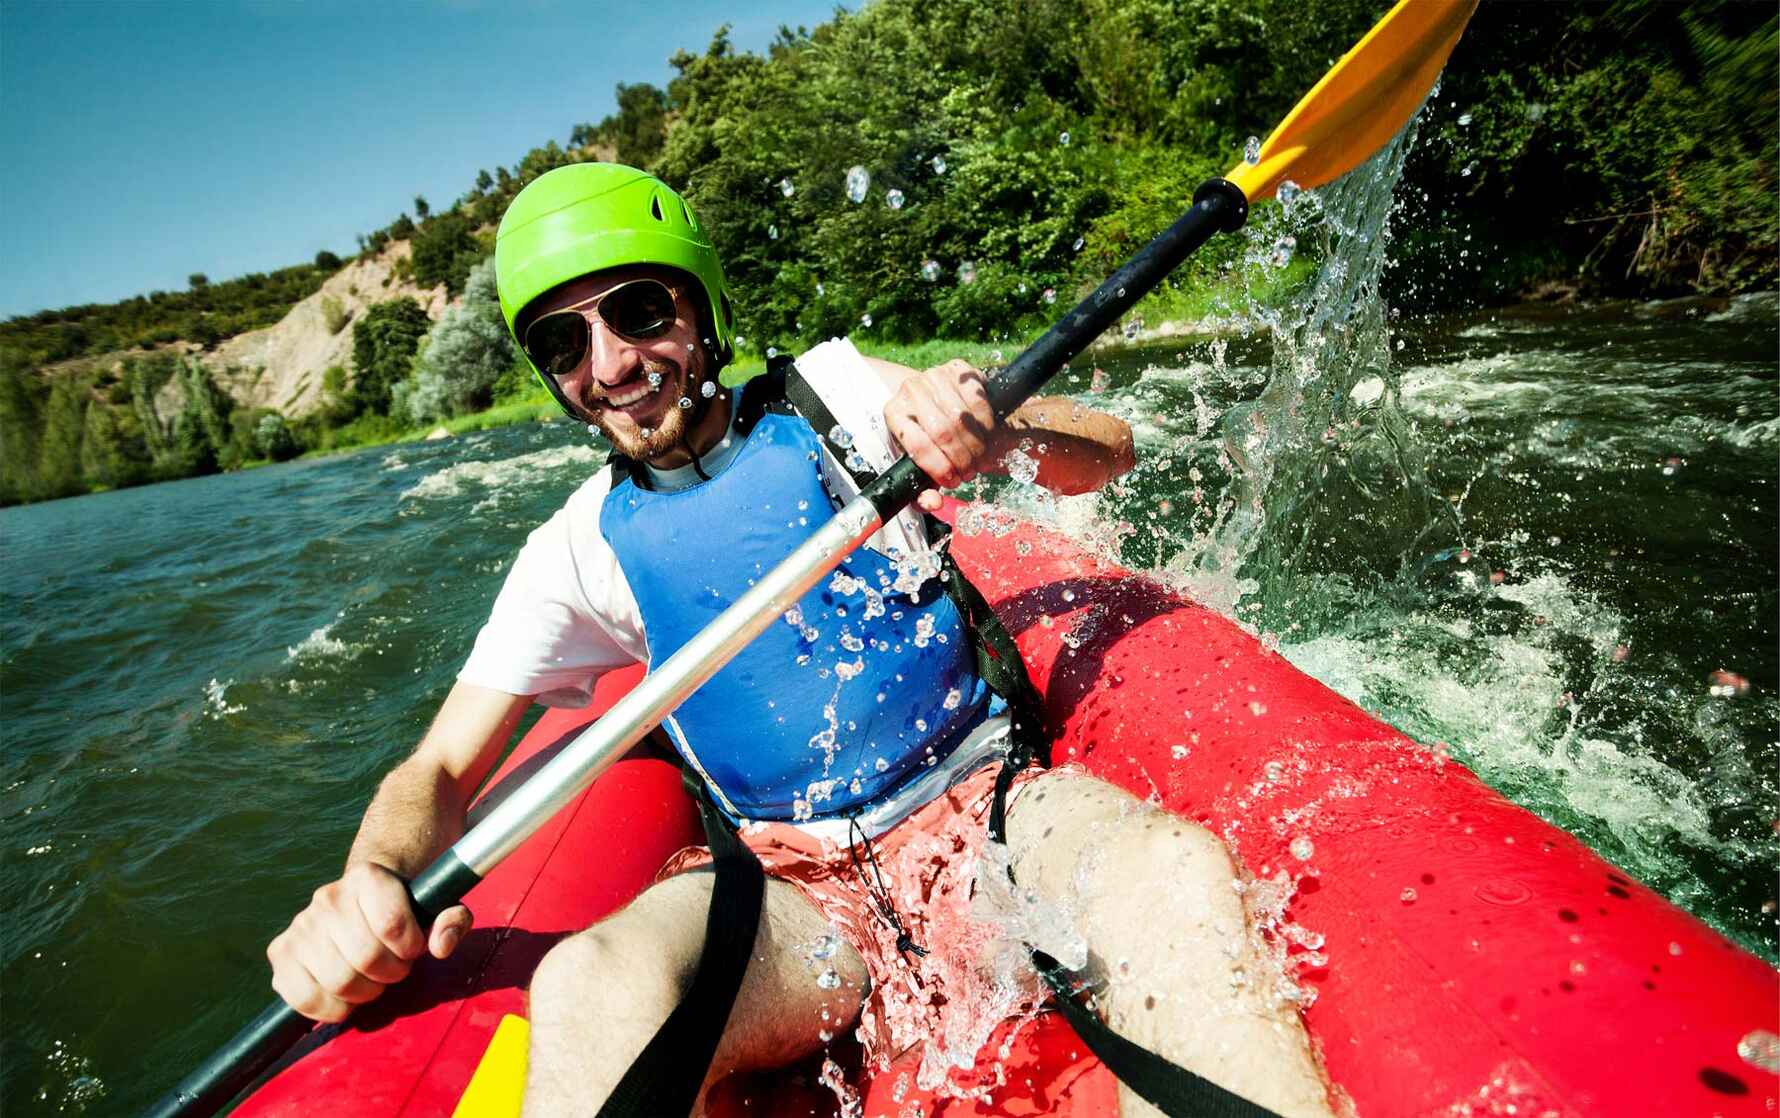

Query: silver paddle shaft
[{"left": 451, "top": 492, "right": 885, "bottom": 873}]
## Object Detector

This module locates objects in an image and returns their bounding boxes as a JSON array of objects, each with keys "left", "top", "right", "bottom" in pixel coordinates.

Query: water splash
[{"left": 1161, "top": 108, "right": 1457, "bottom": 615}]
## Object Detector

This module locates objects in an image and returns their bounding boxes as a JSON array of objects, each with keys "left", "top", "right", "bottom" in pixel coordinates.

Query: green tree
[
  {"left": 80, "top": 401, "right": 151, "bottom": 489},
  {"left": 0, "top": 363, "right": 45, "bottom": 504},
  {"left": 36, "top": 375, "right": 91, "bottom": 498},
  {"left": 350, "top": 298, "right": 431, "bottom": 415},
  {"left": 410, "top": 211, "right": 482, "bottom": 295},
  {"left": 414, "top": 195, "right": 431, "bottom": 219},
  {"left": 314, "top": 249, "right": 343, "bottom": 270},
  {"left": 188, "top": 273, "right": 209, "bottom": 289}
]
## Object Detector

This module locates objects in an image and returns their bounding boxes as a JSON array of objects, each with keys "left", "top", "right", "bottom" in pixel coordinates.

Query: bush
[
  {"left": 254, "top": 411, "right": 299, "bottom": 461},
  {"left": 320, "top": 295, "right": 349, "bottom": 335},
  {"left": 404, "top": 258, "right": 513, "bottom": 420}
]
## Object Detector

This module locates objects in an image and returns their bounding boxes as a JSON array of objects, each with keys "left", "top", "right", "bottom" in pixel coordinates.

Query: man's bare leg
[
  {"left": 1004, "top": 771, "right": 1336, "bottom": 1118},
  {"left": 523, "top": 873, "right": 867, "bottom": 1117}
]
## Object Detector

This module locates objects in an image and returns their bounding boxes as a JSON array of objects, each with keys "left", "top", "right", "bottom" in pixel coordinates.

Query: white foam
[
  {"left": 400, "top": 444, "right": 598, "bottom": 506},
  {"left": 285, "top": 622, "right": 359, "bottom": 664}
]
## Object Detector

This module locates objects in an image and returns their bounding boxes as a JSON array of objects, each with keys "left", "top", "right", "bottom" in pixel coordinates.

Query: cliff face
[{"left": 192, "top": 240, "right": 450, "bottom": 417}]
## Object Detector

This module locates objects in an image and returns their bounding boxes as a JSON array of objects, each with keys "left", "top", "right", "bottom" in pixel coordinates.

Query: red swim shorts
[{"left": 658, "top": 761, "right": 1063, "bottom": 1096}]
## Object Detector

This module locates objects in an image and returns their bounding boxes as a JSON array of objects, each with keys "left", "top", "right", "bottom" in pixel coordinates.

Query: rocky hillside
[{"left": 174, "top": 240, "right": 451, "bottom": 418}]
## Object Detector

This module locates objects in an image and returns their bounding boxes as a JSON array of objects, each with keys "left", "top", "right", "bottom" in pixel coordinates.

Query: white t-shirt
[{"left": 459, "top": 337, "right": 930, "bottom": 707}]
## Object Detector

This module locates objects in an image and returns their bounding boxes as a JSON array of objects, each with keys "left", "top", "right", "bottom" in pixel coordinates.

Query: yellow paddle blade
[{"left": 1227, "top": 0, "right": 1478, "bottom": 204}]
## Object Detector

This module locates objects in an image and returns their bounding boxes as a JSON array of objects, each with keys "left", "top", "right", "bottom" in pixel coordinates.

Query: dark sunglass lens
[
  {"left": 524, "top": 314, "right": 588, "bottom": 377},
  {"left": 602, "top": 282, "right": 677, "bottom": 339}
]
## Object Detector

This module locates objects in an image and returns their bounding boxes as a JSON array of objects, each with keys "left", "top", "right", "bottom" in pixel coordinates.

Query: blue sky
[{"left": 0, "top": 0, "right": 844, "bottom": 319}]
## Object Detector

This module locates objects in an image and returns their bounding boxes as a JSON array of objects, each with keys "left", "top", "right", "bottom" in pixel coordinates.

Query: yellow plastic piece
[
  {"left": 1227, "top": 0, "right": 1478, "bottom": 204},
  {"left": 451, "top": 1014, "right": 530, "bottom": 1118}
]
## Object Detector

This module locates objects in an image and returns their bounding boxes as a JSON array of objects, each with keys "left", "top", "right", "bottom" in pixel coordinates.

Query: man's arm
[
  {"left": 267, "top": 682, "right": 533, "bottom": 1022},
  {"left": 864, "top": 356, "right": 1135, "bottom": 501}
]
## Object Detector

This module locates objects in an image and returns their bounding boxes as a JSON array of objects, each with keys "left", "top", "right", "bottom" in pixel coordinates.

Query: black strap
[
  {"left": 595, "top": 774, "right": 765, "bottom": 1117},
  {"left": 781, "top": 366, "right": 1050, "bottom": 771}
]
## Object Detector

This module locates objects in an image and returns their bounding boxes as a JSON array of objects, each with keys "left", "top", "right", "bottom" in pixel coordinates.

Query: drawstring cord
[{"left": 847, "top": 815, "right": 927, "bottom": 962}]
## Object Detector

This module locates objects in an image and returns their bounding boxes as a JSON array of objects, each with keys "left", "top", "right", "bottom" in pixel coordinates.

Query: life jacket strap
[{"left": 595, "top": 770, "right": 763, "bottom": 1117}]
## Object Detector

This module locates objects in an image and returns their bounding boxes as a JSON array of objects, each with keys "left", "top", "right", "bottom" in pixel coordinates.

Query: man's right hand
[{"left": 267, "top": 860, "right": 473, "bottom": 1022}]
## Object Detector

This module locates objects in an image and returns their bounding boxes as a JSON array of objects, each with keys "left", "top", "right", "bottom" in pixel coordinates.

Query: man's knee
[
  {"left": 529, "top": 875, "right": 711, "bottom": 1020},
  {"left": 1005, "top": 771, "right": 1235, "bottom": 905}
]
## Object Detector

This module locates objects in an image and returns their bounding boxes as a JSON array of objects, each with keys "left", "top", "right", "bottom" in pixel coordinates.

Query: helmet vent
[
  {"left": 650, "top": 194, "right": 665, "bottom": 222},
  {"left": 681, "top": 199, "right": 695, "bottom": 228}
]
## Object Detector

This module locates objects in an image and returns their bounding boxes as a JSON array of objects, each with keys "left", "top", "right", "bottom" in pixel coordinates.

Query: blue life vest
[{"left": 600, "top": 401, "right": 988, "bottom": 821}]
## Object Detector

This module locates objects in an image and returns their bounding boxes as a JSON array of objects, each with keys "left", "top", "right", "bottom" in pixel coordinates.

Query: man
[{"left": 267, "top": 164, "right": 1333, "bottom": 1117}]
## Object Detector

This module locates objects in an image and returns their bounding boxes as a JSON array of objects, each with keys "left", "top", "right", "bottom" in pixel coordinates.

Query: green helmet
[{"left": 495, "top": 164, "right": 735, "bottom": 386}]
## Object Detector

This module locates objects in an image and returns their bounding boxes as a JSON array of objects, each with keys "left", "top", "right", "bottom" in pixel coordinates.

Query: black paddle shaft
[
  {"left": 142, "top": 176, "right": 1247, "bottom": 1118},
  {"left": 862, "top": 177, "right": 1248, "bottom": 520},
  {"left": 141, "top": 852, "right": 481, "bottom": 1118}
]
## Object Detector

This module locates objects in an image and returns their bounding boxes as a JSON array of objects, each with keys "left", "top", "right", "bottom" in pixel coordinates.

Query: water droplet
[
  {"left": 585, "top": 423, "right": 599, "bottom": 436},
  {"left": 1072, "top": 236, "right": 1084, "bottom": 252},
  {"left": 816, "top": 968, "right": 842, "bottom": 990},
  {"left": 1400, "top": 887, "right": 1418, "bottom": 904},
  {"left": 1244, "top": 136, "right": 1261, "bottom": 164},
  {"left": 957, "top": 260, "right": 977, "bottom": 284},
  {"left": 1461, "top": 162, "right": 1477, "bottom": 177},
  {"left": 921, "top": 259, "right": 942, "bottom": 282},
  {"left": 1170, "top": 744, "right": 1189, "bottom": 760},
  {"left": 812, "top": 933, "right": 839, "bottom": 959},
  {"left": 640, "top": 427, "right": 653, "bottom": 439},
  {"left": 768, "top": 224, "right": 779, "bottom": 240},
  {"left": 943, "top": 687, "right": 962, "bottom": 710},
  {"left": 1738, "top": 1029, "right": 1780, "bottom": 1074},
  {"left": 1058, "top": 131, "right": 1071, "bottom": 146},
  {"left": 1264, "top": 759, "right": 1285, "bottom": 782},
  {"left": 930, "top": 154, "right": 947, "bottom": 175},
  {"left": 860, "top": 312, "right": 873, "bottom": 327},
  {"left": 845, "top": 165, "right": 870, "bottom": 204},
  {"left": 1116, "top": 286, "right": 1126, "bottom": 297},
  {"left": 766, "top": 346, "right": 778, "bottom": 359},
  {"left": 1043, "top": 287, "right": 1057, "bottom": 304},
  {"left": 1457, "top": 112, "right": 1473, "bottom": 126},
  {"left": 779, "top": 177, "right": 795, "bottom": 197},
  {"left": 1248, "top": 700, "right": 1267, "bottom": 716},
  {"left": 677, "top": 396, "right": 692, "bottom": 409},
  {"left": 1061, "top": 589, "right": 1075, "bottom": 603},
  {"left": 914, "top": 718, "right": 928, "bottom": 733},
  {"left": 1289, "top": 836, "right": 1315, "bottom": 861},
  {"left": 700, "top": 380, "right": 717, "bottom": 398},
  {"left": 815, "top": 281, "right": 825, "bottom": 297},
  {"left": 646, "top": 371, "right": 662, "bottom": 387},
  {"left": 828, "top": 425, "right": 854, "bottom": 449},
  {"left": 885, "top": 188, "right": 905, "bottom": 210}
]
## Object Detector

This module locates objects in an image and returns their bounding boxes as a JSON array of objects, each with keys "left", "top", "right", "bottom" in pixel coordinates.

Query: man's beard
[{"left": 586, "top": 355, "right": 699, "bottom": 462}]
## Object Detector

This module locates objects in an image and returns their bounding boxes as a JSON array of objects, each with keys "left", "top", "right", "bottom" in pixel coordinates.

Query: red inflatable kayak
[{"left": 236, "top": 515, "right": 1778, "bottom": 1117}]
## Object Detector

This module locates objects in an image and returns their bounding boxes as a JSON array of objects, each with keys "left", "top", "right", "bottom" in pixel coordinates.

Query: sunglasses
[{"left": 521, "top": 279, "right": 683, "bottom": 378}]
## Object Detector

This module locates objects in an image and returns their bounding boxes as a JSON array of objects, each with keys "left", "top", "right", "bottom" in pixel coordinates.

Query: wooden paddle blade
[{"left": 1227, "top": 0, "right": 1478, "bottom": 204}]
